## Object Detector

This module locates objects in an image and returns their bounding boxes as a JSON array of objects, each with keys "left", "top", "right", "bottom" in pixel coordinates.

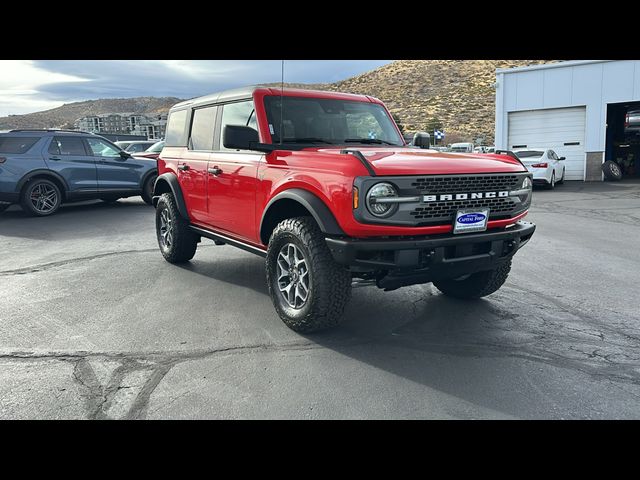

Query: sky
[{"left": 0, "top": 60, "right": 392, "bottom": 117}]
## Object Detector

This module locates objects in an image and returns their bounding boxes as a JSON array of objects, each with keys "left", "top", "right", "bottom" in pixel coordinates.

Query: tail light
[{"left": 531, "top": 162, "right": 548, "bottom": 168}]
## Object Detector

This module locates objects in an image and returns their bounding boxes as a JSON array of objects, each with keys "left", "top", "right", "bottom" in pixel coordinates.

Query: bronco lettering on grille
[{"left": 423, "top": 191, "right": 510, "bottom": 202}]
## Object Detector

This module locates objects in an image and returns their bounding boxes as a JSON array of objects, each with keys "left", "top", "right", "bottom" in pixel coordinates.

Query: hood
[{"left": 316, "top": 147, "right": 526, "bottom": 176}]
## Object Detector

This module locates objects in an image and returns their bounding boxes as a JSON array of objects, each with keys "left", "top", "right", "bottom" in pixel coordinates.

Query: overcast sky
[{"left": 0, "top": 60, "right": 391, "bottom": 117}]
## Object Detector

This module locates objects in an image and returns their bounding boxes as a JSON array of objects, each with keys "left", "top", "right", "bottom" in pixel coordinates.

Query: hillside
[
  {"left": 0, "top": 97, "right": 181, "bottom": 130},
  {"left": 279, "top": 60, "right": 555, "bottom": 143}
]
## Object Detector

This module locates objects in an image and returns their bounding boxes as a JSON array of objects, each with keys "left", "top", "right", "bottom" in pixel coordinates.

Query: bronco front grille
[
  {"left": 409, "top": 197, "right": 516, "bottom": 220},
  {"left": 410, "top": 175, "right": 521, "bottom": 195}
]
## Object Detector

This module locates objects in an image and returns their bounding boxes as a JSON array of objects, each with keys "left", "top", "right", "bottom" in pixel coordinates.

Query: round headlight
[
  {"left": 366, "top": 182, "right": 398, "bottom": 217},
  {"left": 522, "top": 176, "right": 532, "bottom": 189}
]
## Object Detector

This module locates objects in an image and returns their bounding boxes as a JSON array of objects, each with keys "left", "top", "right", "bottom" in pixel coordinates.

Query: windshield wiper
[
  {"left": 282, "top": 137, "right": 334, "bottom": 144},
  {"left": 344, "top": 138, "right": 397, "bottom": 145}
]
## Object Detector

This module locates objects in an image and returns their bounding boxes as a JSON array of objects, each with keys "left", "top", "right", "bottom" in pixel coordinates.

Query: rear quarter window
[
  {"left": 165, "top": 109, "right": 189, "bottom": 147},
  {"left": 0, "top": 136, "right": 40, "bottom": 154}
]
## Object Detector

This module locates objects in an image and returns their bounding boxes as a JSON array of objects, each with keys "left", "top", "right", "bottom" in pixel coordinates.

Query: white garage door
[{"left": 508, "top": 107, "right": 586, "bottom": 181}]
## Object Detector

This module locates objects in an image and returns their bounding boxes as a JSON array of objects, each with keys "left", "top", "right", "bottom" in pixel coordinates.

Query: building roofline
[{"left": 496, "top": 60, "right": 614, "bottom": 74}]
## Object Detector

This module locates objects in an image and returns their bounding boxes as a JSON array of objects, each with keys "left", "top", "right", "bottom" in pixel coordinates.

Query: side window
[
  {"left": 86, "top": 138, "right": 121, "bottom": 157},
  {"left": 165, "top": 109, "right": 188, "bottom": 146},
  {"left": 126, "top": 143, "right": 145, "bottom": 153},
  {"left": 189, "top": 105, "right": 217, "bottom": 151},
  {"left": 549, "top": 150, "right": 557, "bottom": 160},
  {"left": 219, "top": 100, "right": 256, "bottom": 151},
  {"left": 50, "top": 136, "right": 86, "bottom": 156}
]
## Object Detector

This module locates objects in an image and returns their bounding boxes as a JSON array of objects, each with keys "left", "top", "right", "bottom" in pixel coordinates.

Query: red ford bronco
[{"left": 153, "top": 87, "right": 535, "bottom": 332}]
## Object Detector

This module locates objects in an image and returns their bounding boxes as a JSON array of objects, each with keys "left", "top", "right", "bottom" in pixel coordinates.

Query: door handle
[
  {"left": 177, "top": 164, "right": 190, "bottom": 171},
  {"left": 208, "top": 167, "right": 223, "bottom": 176},
  {"left": 49, "top": 157, "right": 61, "bottom": 161}
]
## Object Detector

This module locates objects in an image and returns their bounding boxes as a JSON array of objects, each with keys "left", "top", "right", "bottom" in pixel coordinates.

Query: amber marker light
[{"left": 353, "top": 187, "right": 359, "bottom": 209}]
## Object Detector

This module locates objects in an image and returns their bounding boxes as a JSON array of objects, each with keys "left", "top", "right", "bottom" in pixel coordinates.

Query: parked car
[
  {"left": 133, "top": 140, "right": 165, "bottom": 160},
  {"left": 0, "top": 130, "right": 158, "bottom": 216},
  {"left": 152, "top": 87, "right": 535, "bottom": 333},
  {"left": 513, "top": 149, "right": 566, "bottom": 189},
  {"left": 450, "top": 142, "right": 474, "bottom": 153},
  {"left": 115, "top": 140, "right": 156, "bottom": 153},
  {"left": 624, "top": 109, "right": 640, "bottom": 134}
]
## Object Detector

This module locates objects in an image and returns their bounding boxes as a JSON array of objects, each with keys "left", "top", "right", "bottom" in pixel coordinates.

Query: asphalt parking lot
[{"left": 1, "top": 181, "right": 640, "bottom": 419}]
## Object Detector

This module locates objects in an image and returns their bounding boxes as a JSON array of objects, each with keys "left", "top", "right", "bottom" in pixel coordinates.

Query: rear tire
[
  {"left": 602, "top": 160, "right": 623, "bottom": 181},
  {"left": 433, "top": 260, "right": 512, "bottom": 299},
  {"left": 547, "top": 172, "right": 556, "bottom": 190},
  {"left": 266, "top": 217, "right": 352, "bottom": 333},
  {"left": 155, "top": 192, "right": 198, "bottom": 263},
  {"left": 20, "top": 178, "right": 62, "bottom": 217},
  {"left": 141, "top": 173, "right": 157, "bottom": 205}
]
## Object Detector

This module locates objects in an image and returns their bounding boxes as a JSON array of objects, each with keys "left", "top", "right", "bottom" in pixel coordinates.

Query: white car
[{"left": 513, "top": 149, "right": 566, "bottom": 189}]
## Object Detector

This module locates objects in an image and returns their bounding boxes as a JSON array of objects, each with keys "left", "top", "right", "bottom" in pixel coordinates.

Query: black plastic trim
[
  {"left": 190, "top": 225, "right": 266, "bottom": 257},
  {"left": 15, "top": 169, "right": 70, "bottom": 194},
  {"left": 260, "top": 189, "right": 345, "bottom": 241},
  {"left": 341, "top": 149, "right": 376, "bottom": 176},
  {"left": 152, "top": 173, "right": 189, "bottom": 219},
  {"left": 326, "top": 221, "right": 536, "bottom": 270}
]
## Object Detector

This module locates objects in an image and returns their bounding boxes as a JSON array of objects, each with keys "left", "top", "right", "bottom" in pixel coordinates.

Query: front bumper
[{"left": 326, "top": 221, "right": 536, "bottom": 289}]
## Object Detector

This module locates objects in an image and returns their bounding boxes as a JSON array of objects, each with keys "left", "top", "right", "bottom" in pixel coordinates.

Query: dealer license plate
[{"left": 453, "top": 209, "right": 489, "bottom": 234}]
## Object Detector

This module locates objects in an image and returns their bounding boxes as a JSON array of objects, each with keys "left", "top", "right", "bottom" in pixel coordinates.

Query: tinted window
[
  {"left": 549, "top": 151, "right": 558, "bottom": 160},
  {"left": 515, "top": 151, "right": 544, "bottom": 158},
  {"left": 86, "top": 138, "right": 121, "bottom": 157},
  {"left": 220, "top": 100, "right": 256, "bottom": 151},
  {"left": 190, "top": 106, "right": 217, "bottom": 150},
  {"left": 0, "top": 136, "right": 39, "bottom": 154},
  {"left": 50, "top": 137, "right": 86, "bottom": 156},
  {"left": 147, "top": 141, "right": 165, "bottom": 153},
  {"left": 165, "top": 109, "right": 188, "bottom": 146}
]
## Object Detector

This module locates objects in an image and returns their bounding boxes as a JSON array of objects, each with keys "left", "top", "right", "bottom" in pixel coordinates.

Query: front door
[
  {"left": 86, "top": 137, "right": 141, "bottom": 193},
  {"left": 205, "top": 99, "right": 260, "bottom": 242},
  {"left": 46, "top": 136, "right": 98, "bottom": 195}
]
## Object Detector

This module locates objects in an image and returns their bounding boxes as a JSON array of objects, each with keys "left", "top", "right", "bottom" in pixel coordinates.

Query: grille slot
[
  {"left": 410, "top": 175, "right": 521, "bottom": 194},
  {"left": 410, "top": 197, "right": 516, "bottom": 220}
]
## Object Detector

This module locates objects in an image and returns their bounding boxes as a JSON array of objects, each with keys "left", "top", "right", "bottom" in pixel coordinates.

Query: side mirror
[
  {"left": 413, "top": 132, "right": 431, "bottom": 149},
  {"left": 224, "top": 125, "right": 259, "bottom": 150},
  {"left": 558, "top": 156, "right": 566, "bottom": 161},
  {"left": 119, "top": 151, "right": 131, "bottom": 159}
]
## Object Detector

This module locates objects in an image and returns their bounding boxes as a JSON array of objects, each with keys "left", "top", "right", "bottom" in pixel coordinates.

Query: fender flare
[
  {"left": 152, "top": 173, "right": 188, "bottom": 219},
  {"left": 16, "top": 169, "right": 70, "bottom": 195},
  {"left": 260, "top": 189, "right": 345, "bottom": 241}
]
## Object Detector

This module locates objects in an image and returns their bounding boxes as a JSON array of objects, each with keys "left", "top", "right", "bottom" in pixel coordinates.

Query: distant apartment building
[{"left": 74, "top": 113, "right": 167, "bottom": 139}]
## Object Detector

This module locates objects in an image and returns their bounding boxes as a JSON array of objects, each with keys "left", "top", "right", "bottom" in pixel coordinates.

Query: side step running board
[{"left": 189, "top": 225, "right": 267, "bottom": 258}]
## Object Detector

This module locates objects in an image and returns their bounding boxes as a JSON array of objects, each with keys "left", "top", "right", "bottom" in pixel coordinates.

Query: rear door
[
  {"left": 206, "top": 99, "right": 261, "bottom": 241},
  {"left": 87, "top": 137, "right": 141, "bottom": 192},
  {"left": 180, "top": 104, "right": 218, "bottom": 224},
  {"left": 46, "top": 136, "right": 98, "bottom": 194}
]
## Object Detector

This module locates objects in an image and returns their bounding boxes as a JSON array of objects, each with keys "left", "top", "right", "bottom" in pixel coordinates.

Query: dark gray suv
[{"left": 0, "top": 130, "right": 158, "bottom": 216}]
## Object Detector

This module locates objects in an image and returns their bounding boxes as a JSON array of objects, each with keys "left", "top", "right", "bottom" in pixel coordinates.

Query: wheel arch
[
  {"left": 152, "top": 172, "right": 188, "bottom": 219},
  {"left": 260, "top": 189, "right": 345, "bottom": 245},
  {"left": 140, "top": 168, "right": 158, "bottom": 190},
  {"left": 16, "top": 170, "right": 68, "bottom": 200}
]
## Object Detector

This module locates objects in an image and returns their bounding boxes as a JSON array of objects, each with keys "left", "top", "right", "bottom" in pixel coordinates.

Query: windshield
[
  {"left": 516, "top": 151, "right": 544, "bottom": 158},
  {"left": 147, "top": 141, "right": 164, "bottom": 153},
  {"left": 264, "top": 96, "right": 404, "bottom": 146}
]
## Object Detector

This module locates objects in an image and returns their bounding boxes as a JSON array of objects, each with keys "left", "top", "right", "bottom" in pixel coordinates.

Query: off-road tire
[
  {"left": 155, "top": 192, "right": 198, "bottom": 263},
  {"left": 433, "top": 259, "right": 512, "bottom": 299},
  {"left": 141, "top": 173, "right": 157, "bottom": 205},
  {"left": 266, "top": 216, "right": 352, "bottom": 333},
  {"left": 602, "top": 160, "right": 623, "bottom": 181},
  {"left": 20, "top": 178, "right": 62, "bottom": 217}
]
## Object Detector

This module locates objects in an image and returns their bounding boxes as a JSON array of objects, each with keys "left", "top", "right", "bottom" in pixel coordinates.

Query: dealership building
[{"left": 494, "top": 60, "right": 640, "bottom": 181}]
